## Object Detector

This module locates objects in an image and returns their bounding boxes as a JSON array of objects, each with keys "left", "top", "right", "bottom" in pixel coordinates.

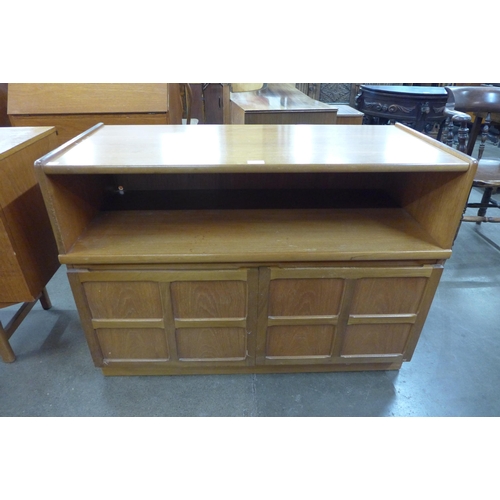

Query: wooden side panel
[
  {"left": 0, "top": 83, "right": 8, "bottom": 126},
  {"left": 7, "top": 84, "right": 170, "bottom": 115},
  {"left": 0, "top": 214, "right": 30, "bottom": 301},
  {"left": 389, "top": 171, "right": 467, "bottom": 249},
  {"left": 35, "top": 173, "right": 107, "bottom": 255},
  {"left": 166, "top": 83, "right": 183, "bottom": 125},
  {"left": 230, "top": 101, "right": 245, "bottom": 124},
  {"left": 0, "top": 130, "right": 59, "bottom": 301}
]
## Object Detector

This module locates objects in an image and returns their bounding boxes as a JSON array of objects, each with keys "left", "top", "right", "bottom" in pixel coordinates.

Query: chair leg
[
  {"left": 0, "top": 322, "right": 16, "bottom": 363},
  {"left": 476, "top": 187, "right": 494, "bottom": 224}
]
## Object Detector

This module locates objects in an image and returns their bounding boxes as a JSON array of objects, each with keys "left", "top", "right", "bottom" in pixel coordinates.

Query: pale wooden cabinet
[{"left": 34, "top": 123, "right": 476, "bottom": 376}]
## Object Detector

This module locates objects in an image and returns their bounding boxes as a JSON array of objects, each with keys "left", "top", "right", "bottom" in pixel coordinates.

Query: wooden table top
[
  {"left": 230, "top": 83, "right": 336, "bottom": 113},
  {"left": 0, "top": 126, "right": 55, "bottom": 160},
  {"left": 36, "top": 123, "right": 472, "bottom": 174}
]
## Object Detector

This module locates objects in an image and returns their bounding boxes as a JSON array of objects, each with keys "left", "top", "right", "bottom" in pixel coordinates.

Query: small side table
[
  {"left": 0, "top": 126, "right": 60, "bottom": 362},
  {"left": 355, "top": 85, "right": 448, "bottom": 134}
]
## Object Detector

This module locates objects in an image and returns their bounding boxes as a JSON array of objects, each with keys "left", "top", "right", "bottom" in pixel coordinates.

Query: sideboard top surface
[{"left": 36, "top": 123, "right": 472, "bottom": 174}]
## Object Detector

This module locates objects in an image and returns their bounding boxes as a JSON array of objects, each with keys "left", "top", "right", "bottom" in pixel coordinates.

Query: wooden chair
[{"left": 444, "top": 86, "right": 500, "bottom": 223}]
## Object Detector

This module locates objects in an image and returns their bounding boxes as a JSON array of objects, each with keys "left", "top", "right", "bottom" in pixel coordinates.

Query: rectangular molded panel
[
  {"left": 342, "top": 324, "right": 412, "bottom": 356},
  {"left": 350, "top": 277, "right": 428, "bottom": 314},
  {"left": 171, "top": 280, "right": 246, "bottom": 318},
  {"left": 268, "top": 278, "right": 344, "bottom": 316},
  {"left": 176, "top": 327, "right": 247, "bottom": 360},
  {"left": 83, "top": 281, "right": 163, "bottom": 319},
  {"left": 97, "top": 328, "right": 169, "bottom": 360},
  {"left": 266, "top": 325, "right": 335, "bottom": 358}
]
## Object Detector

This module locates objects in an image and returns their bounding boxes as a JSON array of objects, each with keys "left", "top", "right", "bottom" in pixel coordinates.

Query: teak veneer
[
  {"left": 0, "top": 126, "right": 59, "bottom": 362},
  {"left": 34, "top": 123, "right": 476, "bottom": 376}
]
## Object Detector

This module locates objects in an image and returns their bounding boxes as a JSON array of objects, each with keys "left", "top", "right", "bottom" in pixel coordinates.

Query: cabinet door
[
  {"left": 257, "top": 267, "right": 345, "bottom": 365},
  {"left": 340, "top": 274, "right": 437, "bottom": 362},
  {"left": 257, "top": 266, "right": 442, "bottom": 366},
  {"left": 72, "top": 269, "right": 258, "bottom": 368}
]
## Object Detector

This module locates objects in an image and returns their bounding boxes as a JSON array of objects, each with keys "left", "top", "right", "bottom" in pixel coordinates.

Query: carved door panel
[
  {"left": 340, "top": 276, "right": 429, "bottom": 361},
  {"left": 82, "top": 279, "right": 168, "bottom": 362},
  {"left": 257, "top": 266, "right": 442, "bottom": 366},
  {"left": 170, "top": 277, "right": 251, "bottom": 362},
  {"left": 75, "top": 268, "right": 258, "bottom": 367},
  {"left": 257, "top": 267, "right": 345, "bottom": 365},
  {"left": 337, "top": 268, "right": 443, "bottom": 363}
]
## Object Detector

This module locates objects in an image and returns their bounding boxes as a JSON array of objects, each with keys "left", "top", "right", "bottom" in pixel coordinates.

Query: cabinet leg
[
  {"left": 39, "top": 287, "right": 52, "bottom": 310},
  {"left": 0, "top": 323, "right": 16, "bottom": 363}
]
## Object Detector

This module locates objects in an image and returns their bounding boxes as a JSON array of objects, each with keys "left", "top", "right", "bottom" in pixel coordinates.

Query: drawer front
[
  {"left": 73, "top": 269, "right": 258, "bottom": 367},
  {"left": 257, "top": 266, "right": 442, "bottom": 365}
]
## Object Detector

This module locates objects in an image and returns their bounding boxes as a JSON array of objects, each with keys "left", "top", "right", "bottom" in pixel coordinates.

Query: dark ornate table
[{"left": 355, "top": 85, "right": 448, "bottom": 134}]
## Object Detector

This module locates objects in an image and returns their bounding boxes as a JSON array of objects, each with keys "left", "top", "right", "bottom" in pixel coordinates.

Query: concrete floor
[{"left": 1, "top": 143, "right": 500, "bottom": 417}]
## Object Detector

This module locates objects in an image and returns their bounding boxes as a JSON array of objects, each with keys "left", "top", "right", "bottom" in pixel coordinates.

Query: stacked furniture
[{"left": 34, "top": 123, "right": 476, "bottom": 376}]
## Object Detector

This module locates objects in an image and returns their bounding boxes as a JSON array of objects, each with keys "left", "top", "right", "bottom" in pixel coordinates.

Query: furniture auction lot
[{"left": 34, "top": 122, "right": 475, "bottom": 376}]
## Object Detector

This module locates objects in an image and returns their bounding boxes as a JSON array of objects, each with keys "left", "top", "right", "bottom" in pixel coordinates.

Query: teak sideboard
[{"left": 34, "top": 123, "right": 476, "bottom": 376}]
